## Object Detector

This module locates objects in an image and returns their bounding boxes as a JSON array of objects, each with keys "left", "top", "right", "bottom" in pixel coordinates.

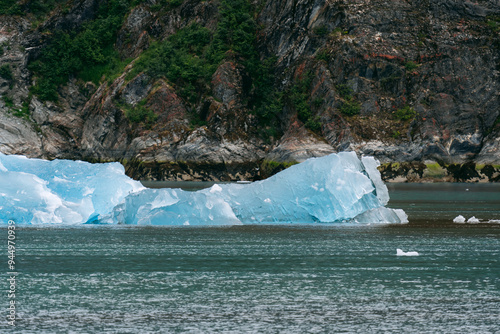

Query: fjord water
[{"left": 2, "top": 183, "right": 500, "bottom": 333}]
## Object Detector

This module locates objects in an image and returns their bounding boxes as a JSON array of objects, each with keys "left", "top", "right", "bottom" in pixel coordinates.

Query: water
[{"left": 1, "top": 183, "right": 500, "bottom": 333}]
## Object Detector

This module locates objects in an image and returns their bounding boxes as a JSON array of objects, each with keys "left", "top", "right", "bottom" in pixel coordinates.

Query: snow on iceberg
[{"left": 0, "top": 151, "right": 407, "bottom": 225}]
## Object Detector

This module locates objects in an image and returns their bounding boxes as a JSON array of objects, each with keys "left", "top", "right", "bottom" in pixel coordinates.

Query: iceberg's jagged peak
[{"left": 0, "top": 152, "right": 407, "bottom": 225}]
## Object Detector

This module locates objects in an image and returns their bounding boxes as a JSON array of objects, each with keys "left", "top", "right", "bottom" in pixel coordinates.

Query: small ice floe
[
  {"left": 467, "top": 216, "right": 480, "bottom": 224},
  {"left": 397, "top": 249, "right": 419, "bottom": 256},
  {"left": 453, "top": 215, "right": 466, "bottom": 223},
  {"left": 453, "top": 215, "right": 483, "bottom": 224}
]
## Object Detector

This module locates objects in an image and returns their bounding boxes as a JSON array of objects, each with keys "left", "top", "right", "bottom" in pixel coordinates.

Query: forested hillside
[{"left": 1, "top": 0, "right": 499, "bottom": 181}]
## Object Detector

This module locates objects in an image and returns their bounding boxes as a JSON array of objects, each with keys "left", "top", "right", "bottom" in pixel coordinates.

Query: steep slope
[{"left": 0, "top": 0, "right": 499, "bottom": 181}]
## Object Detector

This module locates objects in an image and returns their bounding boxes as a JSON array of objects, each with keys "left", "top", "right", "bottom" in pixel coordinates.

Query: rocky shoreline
[{"left": 118, "top": 157, "right": 500, "bottom": 183}]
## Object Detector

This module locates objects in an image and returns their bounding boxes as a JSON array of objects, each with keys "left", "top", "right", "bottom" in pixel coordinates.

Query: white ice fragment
[
  {"left": 397, "top": 249, "right": 419, "bottom": 256},
  {"left": 361, "top": 156, "right": 390, "bottom": 205},
  {"left": 467, "top": 216, "right": 480, "bottom": 224},
  {"left": 53, "top": 176, "right": 70, "bottom": 183},
  {"left": 264, "top": 198, "right": 272, "bottom": 203},
  {"left": 82, "top": 187, "right": 95, "bottom": 197},
  {"left": 209, "top": 184, "right": 222, "bottom": 193},
  {"left": 453, "top": 215, "right": 466, "bottom": 223}
]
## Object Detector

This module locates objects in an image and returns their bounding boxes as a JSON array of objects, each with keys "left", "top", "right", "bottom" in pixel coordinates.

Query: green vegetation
[
  {"left": 336, "top": 84, "right": 353, "bottom": 100},
  {"left": 424, "top": 162, "right": 446, "bottom": 178},
  {"left": 417, "top": 32, "right": 427, "bottom": 46},
  {"left": 313, "top": 25, "right": 328, "bottom": 36},
  {"left": 392, "top": 130, "right": 401, "bottom": 139},
  {"left": 29, "top": 0, "right": 134, "bottom": 101},
  {"left": 287, "top": 73, "right": 321, "bottom": 133},
  {"left": 129, "top": 23, "right": 213, "bottom": 102},
  {"left": 486, "top": 16, "right": 500, "bottom": 32},
  {"left": 2, "top": 95, "right": 14, "bottom": 107},
  {"left": 1, "top": 92, "right": 31, "bottom": 119},
  {"left": 331, "top": 27, "right": 348, "bottom": 36},
  {"left": 0, "top": 64, "right": 13, "bottom": 81},
  {"left": 130, "top": 0, "right": 280, "bottom": 132},
  {"left": 150, "top": 0, "right": 183, "bottom": 12},
  {"left": 13, "top": 100, "right": 31, "bottom": 119},
  {"left": 207, "top": 0, "right": 257, "bottom": 65},
  {"left": 405, "top": 61, "right": 418, "bottom": 72},
  {"left": 24, "top": 0, "right": 281, "bottom": 135},
  {"left": 394, "top": 105, "right": 416, "bottom": 121},
  {"left": 0, "top": 0, "right": 21, "bottom": 15},
  {"left": 380, "top": 74, "right": 401, "bottom": 91},
  {"left": 131, "top": 0, "right": 261, "bottom": 102},
  {"left": 261, "top": 160, "right": 298, "bottom": 177},
  {"left": 123, "top": 100, "right": 157, "bottom": 128},
  {"left": 336, "top": 83, "right": 359, "bottom": 116},
  {"left": 0, "top": 0, "right": 69, "bottom": 17},
  {"left": 316, "top": 49, "right": 329, "bottom": 62},
  {"left": 340, "top": 100, "right": 360, "bottom": 116}
]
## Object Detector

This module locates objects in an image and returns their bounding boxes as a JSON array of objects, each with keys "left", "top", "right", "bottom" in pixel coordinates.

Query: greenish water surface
[{"left": 1, "top": 183, "right": 499, "bottom": 333}]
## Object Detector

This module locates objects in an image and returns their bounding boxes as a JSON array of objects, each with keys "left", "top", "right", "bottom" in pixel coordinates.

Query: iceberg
[
  {"left": 0, "top": 152, "right": 407, "bottom": 225},
  {"left": 0, "top": 153, "right": 144, "bottom": 225},
  {"left": 453, "top": 215, "right": 466, "bottom": 223},
  {"left": 396, "top": 249, "right": 419, "bottom": 256}
]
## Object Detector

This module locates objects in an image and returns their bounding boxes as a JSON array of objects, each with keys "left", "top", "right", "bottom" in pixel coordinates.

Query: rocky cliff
[{"left": 1, "top": 0, "right": 499, "bottom": 181}]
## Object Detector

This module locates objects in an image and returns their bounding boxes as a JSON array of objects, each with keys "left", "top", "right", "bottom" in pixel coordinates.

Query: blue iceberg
[
  {"left": 0, "top": 152, "right": 407, "bottom": 225},
  {"left": 0, "top": 153, "right": 144, "bottom": 225}
]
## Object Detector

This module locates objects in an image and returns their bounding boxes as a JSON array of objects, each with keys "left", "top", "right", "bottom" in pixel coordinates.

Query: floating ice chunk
[
  {"left": 0, "top": 152, "right": 144, "bottom": 224},
  {"left": 1, "top": 151, "right": 407, "bottom": 226},
  {"left": 106, "top": 187, "right": 242, "bottom": 226},
  {"left": 453, "top": 215, "right": 466, "bottom": 223},
  {"left": 467, "top": 216, "right": 480, "bottom": 224},
  {"left": 454, "top": 215, "right": 499, "bottom": 224},
  {"left": 397, "top": 249, "right": 419, "bottom": 256},
  {"left": 112, "top": 152, "right": 406, "bottom": 225},
  {"left": 354, "top": 208, "right": 408, "bottom": 225}
]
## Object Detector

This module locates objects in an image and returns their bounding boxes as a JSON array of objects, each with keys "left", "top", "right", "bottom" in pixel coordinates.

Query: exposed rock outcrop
[{"left": 0, "top": 0, "right": 499, "bottom": 181}]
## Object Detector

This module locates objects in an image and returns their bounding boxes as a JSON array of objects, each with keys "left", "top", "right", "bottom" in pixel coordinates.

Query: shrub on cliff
[
  {"left": 340, "top": 101, "right": 361, "bottom": 116},
  {"left": 124, "top": 101, "right": 157, "bottom": 128},
  {"left": 394, "top": 106, "right": 416, "bottom": 121},
  {"left": 29, "top": 0, "right": 132, "bottom": 101},
  {"left": 0, "top": 64, "right": 13, "bottom": 81},
  {"left": 130, "top": 23, "right": 212, "bottom": 103}
]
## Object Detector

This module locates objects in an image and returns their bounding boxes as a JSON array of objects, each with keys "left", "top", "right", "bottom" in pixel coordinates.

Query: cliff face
[{"left": 1, "top": 0, "right": 499, "bottom": 181}]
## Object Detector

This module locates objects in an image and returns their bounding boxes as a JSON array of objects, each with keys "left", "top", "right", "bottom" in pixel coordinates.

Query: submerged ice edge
[{"left": 0, "top": 152, "right": 407, "bottom": 226}]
